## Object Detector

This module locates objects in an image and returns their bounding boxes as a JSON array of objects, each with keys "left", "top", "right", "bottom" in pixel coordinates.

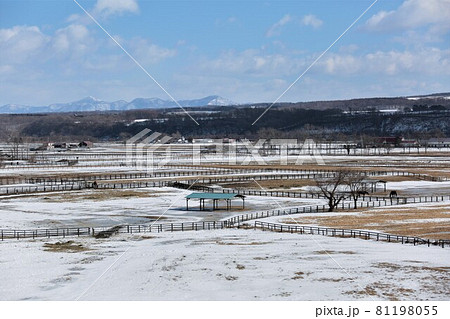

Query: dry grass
[
  {"left": 374, "top": 175, "right": 418, "bottom": 182},
  {"left": 375, "top": 262, "right": 450, "bottom": 274},
  {"left": 316, "top": 277, "right": 349, "bottom": 282},
  {"left": 236, "top": 264, "right": 245, "bottom": 270},
  {"left": 314, "top": 250, "right": 357, "bottom": 255},
  {"left": 219, "top": 179, "right": 313, "bottom": 190},
  {"left": 345, "top": 283, "right": 415, "bottom": 301},
  {"left": 42, "top": 189, "right": 163, "bottom": 202},
  {"left": 283, "top": 206, "right": 450, "bottom": 240},
  {"left": 361, "top": 262, "right": 450, "bottom": 299},
  {"left": 253, "top": 256, "right": 270, "bottom": 260},
  {"left": 225, "top": 276, "right": 238, "bottom": 281},
  {"left": 215, "top": 240, "right": 270, "bottom": 246},
  {"left": 291, "top": 271, "right": 306, "bottom": 280},
  {"left": 43, "top": 240, "right": 89, "bottom": 253},
  {"left": 177, "top": 161, "right": 450, "bottom": 180}
]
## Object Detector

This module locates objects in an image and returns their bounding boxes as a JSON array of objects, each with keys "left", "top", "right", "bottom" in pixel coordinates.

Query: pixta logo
[
  {"left": 126, "top": 129, "right": 173, "bottom": 173},
  {"left": 126, "top": 129, "right": 325, "bottom": 169}
]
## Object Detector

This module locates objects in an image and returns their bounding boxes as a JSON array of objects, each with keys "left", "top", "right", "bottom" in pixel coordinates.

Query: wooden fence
[
  {"left": 1, "top": 184, "right": 449, "bottom": 247},
  {"left": 0, "top": 227, "right": 91, "bottom": 240},
  {"left": 2, "top": 214, "right": 448, "bottom": 249},
  {"left": 254, "top": 221, "right": 450, "bottom": 248},
  {"left": 0, "top": 221, "right": 231, "bottom": 240},
  {"left": 169, "top": 181, "right": 450, "bottom": 204},
  {"left": 2, "top": 165, "right": 444, "bottom": 185},
  {"left": 0, "top": 183, "right": 85, "bottom": 195}
]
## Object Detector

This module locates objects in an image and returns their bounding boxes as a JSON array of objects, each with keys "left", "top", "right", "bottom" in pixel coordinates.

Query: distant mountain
[
  {"left": 0, "top": 95, "right": 236, "bottom": 114},
  {"left": 178, "top": 96, "right": 234, "bottom": 107},
  {"left": 0, "top": 104, "right": 50, "bottom": 113},
  {"left": 126, "top": 97, "right": 169, "bottom": 110},
  {"left": 1, "top": 92, "right": 449, "bottom": 114},
  {"left": 47, "top": 96, "right": 129, "bottom": 112}
]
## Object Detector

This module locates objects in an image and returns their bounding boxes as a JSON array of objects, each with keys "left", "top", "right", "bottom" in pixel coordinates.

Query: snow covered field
[
  {"left": 381, "top": 181, "right": 450, "bottom": 196},
  {"left": 1, "top": 145, "right": 450, "bottom": 301},
  {"left": 0, "top": 187, "right": 324, "bottom": 229},
  {"left": 0, "top": 229, "right": 448, "bottom": 301}
]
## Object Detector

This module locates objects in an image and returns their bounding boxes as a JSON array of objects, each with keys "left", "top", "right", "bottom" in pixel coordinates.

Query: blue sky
[{"left": 1, "top": 0, "right": 449, "bottom": 105}]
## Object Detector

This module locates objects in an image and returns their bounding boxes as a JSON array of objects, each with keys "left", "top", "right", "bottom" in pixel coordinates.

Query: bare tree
[
  {"left": 383, "top": 143, "right": 393, "bottom": 155},
  {"left": 9, "top": 135, "right": 24, "bottom": 160},
  {"left": 344, "top": 171, "right": 367, "bottom": 209},
  {"left": 28, "top": 153, "right": 37, "bottom": 164},
  {"left": 315, "top": 170, "right": 348, "bottom": 212}
]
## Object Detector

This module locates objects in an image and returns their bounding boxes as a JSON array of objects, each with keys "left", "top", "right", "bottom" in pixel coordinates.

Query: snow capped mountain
[
  {"left": 178, "top": 95, "right": 234, "bottom": 107},
  {"left": 126, "top": 97, "right": 169, "bottom": 109},
  {"left": 0, "top": 95, "right": 236, "bottom": 114},
  {"left": 207, "top": 96, "right": 235, "bottom": 106},
  {"left": 126, "top": 95, "right": 236, "bottom": 109},
  {"left": 48, "top": 96, "right": 124, "bottom": 112}
]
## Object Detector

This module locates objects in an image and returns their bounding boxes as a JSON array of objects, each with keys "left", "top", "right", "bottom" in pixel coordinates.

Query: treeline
[{"left": 1, "top": 106, "right": 449, "bottom": 141}]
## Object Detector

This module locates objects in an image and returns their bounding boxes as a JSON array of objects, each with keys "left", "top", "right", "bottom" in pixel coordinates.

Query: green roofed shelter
[{"left": 185, "top": 192, "right": 246, "bottom": 211}]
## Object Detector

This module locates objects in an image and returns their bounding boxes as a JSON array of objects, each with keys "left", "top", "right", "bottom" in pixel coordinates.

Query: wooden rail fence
[
  {"left": 254, "top": 221, "right": 450, "bottom": 248},
  {"left": 0, "top": 227, "right": 91, "bottom": 240},
  {"left": 0, "top": 221, "right": 230, "bottom": 240}
]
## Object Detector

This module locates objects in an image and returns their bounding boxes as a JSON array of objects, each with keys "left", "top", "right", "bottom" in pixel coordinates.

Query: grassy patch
[
  {"left": 42, "top": 189, "right": 164, "bottom": 202},
  {"left": 283, "top": 205, "right": 450, "bottom": 240},
  {"left": 291, "top": 271, "right": 306, "bottom": 280},
  {"left": 316, "top": 277, "right": 347, "bottom": 282},
  {"left": 219, "top": 179, "right": 313, "bottom": 190},
  {"left": 253, "top": 256, "right": 270, "bottom": 260},
  {"left": 225, "top": 276, "right": 238, "bottom": 281},
  {"left": 345, "top": 282, "right": 415, "bottom": 301},
  {"left": 314, "top": 250, "right": 356, "bottom": 255},
  {"left": 43, "top": 240, "right": 89, "bottom": 253},
  {"left": 215, "top": 240, "right": 270, "bottom": 246}
]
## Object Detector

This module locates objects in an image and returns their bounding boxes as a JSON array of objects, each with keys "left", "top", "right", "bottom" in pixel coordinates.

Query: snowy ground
[
  {"left": 381, "top": 181, "right": 450, "bottom": 196},
  {"left": 273, "top": 180, "right": 450, "bottom": 197},
  {"left": 0, "top": 187, "right": 324, "bottom": 229},
  {"left": 0, "top": 229, "right": 448, "bottom": 301},
  {"left": 1, "top": 147, "right": 450, "bottom": 301}
]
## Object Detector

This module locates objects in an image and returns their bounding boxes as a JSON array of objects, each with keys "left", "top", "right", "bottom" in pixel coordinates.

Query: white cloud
[
  {"left": 301, "top": 14, "right": 323, "bottom": 29},
  {"left": 322, "top": 54, "right": 362, "bottom": 74},
  {"left": 94, "top": 0, "right": 139, "bottom": 17},
  {"left": 320, "top": 47, "right": 450, "bottom": 76},
  {"left": 197, "top": 49, "right": 307, "bottom": 77},
  {"left": 0, "top": 26, "right": 49, "bottom": 64},
  {"left": 266, "top": 14, "right": 323, "bottom": 37},
  {"left": 51, "top": 24, "right": 92, "bottom": 56},
  {"left": 0, "top": 64, "right": 14, "bottom": 75},
  {"left": 195, "top": 44, "right": 450, "bottom": 86},
  {"left": 214, "top": 16, "right": 238, "bottom": 27},
  {"left": 130, "top": 38, "right": 177, "bottom": 64},
  {"left": 365, "top": 0, "right": 450, "bottom": 33},
  {"left": 0, "top": 21, "right": 176, "bottom": 80},
  {"left": 266, "top": 14, "right": 292, "bottom": 37}
]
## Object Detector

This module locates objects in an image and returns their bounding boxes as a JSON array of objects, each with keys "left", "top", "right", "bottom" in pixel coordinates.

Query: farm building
[{"left": 185, "top": 193, "right": 246, "bottom": 211}]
